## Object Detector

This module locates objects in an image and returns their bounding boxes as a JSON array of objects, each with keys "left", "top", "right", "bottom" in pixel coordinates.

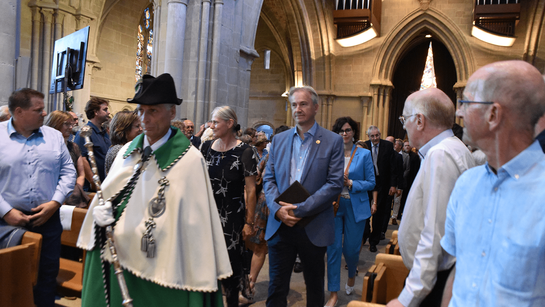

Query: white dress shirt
[{"left": 397, "top": 129, "right": 475, "bottom": 306}]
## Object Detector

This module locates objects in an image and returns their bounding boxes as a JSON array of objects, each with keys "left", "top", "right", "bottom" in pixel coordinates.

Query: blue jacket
[
  {"left": 346, "top": 145, "right": 376, "bottom": 223},
  {"left": 263, "top": 124, "right": 344, "bottom": 247}
]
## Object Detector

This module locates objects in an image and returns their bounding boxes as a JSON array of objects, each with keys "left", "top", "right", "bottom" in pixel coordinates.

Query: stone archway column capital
[{"left": 168, "top": 0, "right": 189, "bottom": 5}]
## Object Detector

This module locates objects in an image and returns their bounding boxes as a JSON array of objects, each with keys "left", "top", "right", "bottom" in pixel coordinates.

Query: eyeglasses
[
  {"left": 399, "top": 114, "right": 417, "bottom": 126},
  {"left": 63, "top": 122, "right": 74, "bottom": 127},
  {"left": 339, "top": 128, "right": 353, "bottom": 135},
  {"left": 458, "top": 100, "right": 494, "bottom": 106}
]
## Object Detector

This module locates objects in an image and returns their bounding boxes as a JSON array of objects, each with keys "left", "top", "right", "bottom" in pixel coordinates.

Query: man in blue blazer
[{"left": 263, "top": 86, "right": 344, "bottom": 307}]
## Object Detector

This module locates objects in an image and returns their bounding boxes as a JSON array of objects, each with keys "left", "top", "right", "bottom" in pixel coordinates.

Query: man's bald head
[
  {"left": 464, "top": 60, "right": 545, "bottom": 132},
  {"left": 385, "top": 136, "right": 395, "bottom": 143},
  {"left": 404, "top": 88, "right": 455, "bottom": 130}
]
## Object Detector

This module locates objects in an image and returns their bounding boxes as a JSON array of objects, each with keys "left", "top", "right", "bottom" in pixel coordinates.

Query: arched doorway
[{"left": 388, "top": 35, "right": 457, "bottom": 139}]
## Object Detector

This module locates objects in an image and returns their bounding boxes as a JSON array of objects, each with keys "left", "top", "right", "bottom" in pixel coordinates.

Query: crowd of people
[{"left": 0, "top": 59, "right": 544, "bottom": 307}]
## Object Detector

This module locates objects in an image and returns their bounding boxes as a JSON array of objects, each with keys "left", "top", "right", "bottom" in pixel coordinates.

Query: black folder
[{"left": 274, "top": 180, "right": 314, "bottom": 227}]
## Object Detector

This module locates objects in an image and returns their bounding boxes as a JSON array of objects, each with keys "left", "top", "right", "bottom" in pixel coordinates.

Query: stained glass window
[
  {"left": 420, "top": 42, "right": 437, "bottom": 90},
  {"left": 135, "top": 5, "right": 154, "bottom": 82}
]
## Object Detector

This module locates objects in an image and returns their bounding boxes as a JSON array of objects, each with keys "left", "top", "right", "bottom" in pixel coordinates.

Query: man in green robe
[{"left": 77, "top": 73, "right": 232, "bottom": 307}]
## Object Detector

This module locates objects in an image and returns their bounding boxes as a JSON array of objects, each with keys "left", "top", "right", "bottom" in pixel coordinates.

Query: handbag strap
[{"left": 345, "top": 147, "right": 357, "bottom": 175}]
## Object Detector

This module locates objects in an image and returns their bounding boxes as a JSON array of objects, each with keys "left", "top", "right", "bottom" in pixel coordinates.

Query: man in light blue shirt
[
  {"left": 0, "top": 88, "right": 76, "bottom": 307},
  {"left": 441, "top": 60, "right": 545, "bottom": 306}
]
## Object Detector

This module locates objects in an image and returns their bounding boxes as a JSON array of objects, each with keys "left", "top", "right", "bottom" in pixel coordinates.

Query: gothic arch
[{"left": 371, "top": 7, "right": 476, "bottom": 88}]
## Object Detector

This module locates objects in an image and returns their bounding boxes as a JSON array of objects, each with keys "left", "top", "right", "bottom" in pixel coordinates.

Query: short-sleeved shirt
[{"left": 441, "top": 141, "right": 545, "bottom": 306}]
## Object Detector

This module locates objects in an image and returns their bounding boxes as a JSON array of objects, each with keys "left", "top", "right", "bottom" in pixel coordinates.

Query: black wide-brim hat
[{"left": 128, "top": 73, "right": 183, "bottom": 105}]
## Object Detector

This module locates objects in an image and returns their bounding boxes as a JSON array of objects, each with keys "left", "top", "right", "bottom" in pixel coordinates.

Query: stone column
[
  {"left": 0, "top": 0, "right": 17, "bottom": 105},
  {"left": 164, "top": 0, "right": 188, "bottom": 96},
  {"left": 371, "top": 85, "right": 378, "bottom": 129},
  {"left": 31, "top": 7, "right": 41, "bottom": 90},
  {"left": 361, "top": 96, "right": 368, "bottom": 139},
  {"left": 41, "top": 9, "right": 54, "bottom": 109},
  {"left": 207, "top": 0, "right": 224, "bottom": 115},
  {"left": 378, "top": 86, "right": 385, "bottom": 134},
  {"left": 195, "top": 0, "right": 211, "bottom": 126},
  {"left": 285, "top": 99, "right": 292, "bottom": 126},
  {"left": 383, "top": 86, "right": 392, "bottom": 135},
  {"left": 320, "top": 95, "right": 327, "bottom": 126},
  {"left": 151, "top": 0, "right": 161, "bottom": 76},
  {"left": 327, "top": 96, "right": 333, "bottom": 130}
]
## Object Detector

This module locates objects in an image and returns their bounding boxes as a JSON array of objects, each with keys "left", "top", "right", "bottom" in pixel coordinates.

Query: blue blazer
[
  {"left": 346, "top": 145, "right": 376, "bottom": 223},
  {"left": 263, "top": 124, "right": 344, "bottom": 247}
]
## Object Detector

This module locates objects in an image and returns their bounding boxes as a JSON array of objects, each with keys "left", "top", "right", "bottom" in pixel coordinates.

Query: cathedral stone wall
[{"left": 91, "top": 0, "right": 149, "bottom": 113}]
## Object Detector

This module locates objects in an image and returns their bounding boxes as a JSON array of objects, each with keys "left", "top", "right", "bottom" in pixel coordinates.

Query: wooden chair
[
  {"left": 385, "top": 230, "right": 400, "bottom": 255},
  {"left": 56, "top": 207, "right": 88, "bottom": 297},
  {"left": 360, "top": 253, "right": 409, "bottom": 305},
  {"left": 0, "top": 231, "right": 43, "bottom": 307}
]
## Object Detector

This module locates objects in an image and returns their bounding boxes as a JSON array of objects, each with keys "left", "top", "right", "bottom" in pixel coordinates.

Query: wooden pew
[
  {"left": 56, "top": 207, "right": 88, "bottom": 297},
  {"left": 0, "top": 231, "right": 43, "bottom": 307},
  {"left": 385, "top": 230, "right": 400, "bottom": 255},
  {"left": 359, "top": 253, "right": 409, "bottom": 305}
]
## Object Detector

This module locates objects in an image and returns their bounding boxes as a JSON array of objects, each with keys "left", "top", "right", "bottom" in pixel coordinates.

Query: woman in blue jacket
[{"left": 325, "top": 116, "right": 376, "bottom": 307}]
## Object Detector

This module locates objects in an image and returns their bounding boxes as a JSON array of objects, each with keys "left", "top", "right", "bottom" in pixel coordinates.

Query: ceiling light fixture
[
  {"left": 336, "top": 26, "right": 378, "bottom": 48},
  {"left": 471, "top": 25, "right": 516, "bottom": 47}
]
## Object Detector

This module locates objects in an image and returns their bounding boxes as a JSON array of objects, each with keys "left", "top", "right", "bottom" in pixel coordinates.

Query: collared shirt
[
  {"left": 441, "top": 141, "right": 545, "bottom": 306},
  {"left": 73, "top": 121, "right": 111, "bottom": 184},
  {"left": 290, "top": 122, "right": 317, "bottom": 185},
  {"left": 0, "top": 119, "right": 76, "bottom": 217},
  {"left": 398, "top": 129, "right": 475, "bottom": 307},
  {"left": 143, "top": 128, "right": 172, "bottom": 151}
]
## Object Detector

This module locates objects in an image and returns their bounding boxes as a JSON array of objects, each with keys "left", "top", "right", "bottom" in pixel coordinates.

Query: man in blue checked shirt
[
  {"left": 0, "top": 88, "right": 76, "bottom": 307},
  {"left": 441, "top": 60, "right": 545, "bottom": 306}
]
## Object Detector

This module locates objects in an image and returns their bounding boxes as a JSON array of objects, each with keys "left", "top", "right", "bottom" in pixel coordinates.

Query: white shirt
[{"left": 397, "top": 129, "right": 476, "bottom": 307}]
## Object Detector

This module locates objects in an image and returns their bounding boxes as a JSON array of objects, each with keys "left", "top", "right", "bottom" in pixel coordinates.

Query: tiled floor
[{"left": 55, "top": 224, "right": 400, "bottom": 307}]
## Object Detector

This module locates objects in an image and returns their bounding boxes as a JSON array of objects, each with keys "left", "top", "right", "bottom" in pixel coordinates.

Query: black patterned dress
[{"left": 201, "top": 140, "right": 257, "bottom": 306}]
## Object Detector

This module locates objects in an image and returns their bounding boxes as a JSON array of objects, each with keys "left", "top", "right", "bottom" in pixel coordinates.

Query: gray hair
[
  {"left": 288, "top": 86, "right": 319, "bottom": 105},
  {"left": 366, "top": 125, "right": 380, "bottom": 136},
  {"left": 211, "top": 106, "right": 239, "bottom": 132}
]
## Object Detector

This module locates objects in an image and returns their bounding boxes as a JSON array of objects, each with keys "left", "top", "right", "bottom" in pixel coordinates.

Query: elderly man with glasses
[
  {"left": 440, "top": 60, "right": 545, "bottom": 306},
  {"left": 387, "top": 88, "right": 475, "bottom": 307}
]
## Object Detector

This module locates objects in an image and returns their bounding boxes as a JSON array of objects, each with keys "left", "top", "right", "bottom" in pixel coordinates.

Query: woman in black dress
[{"left": 201, "top": 106, "right": 257, "bottom": 307}]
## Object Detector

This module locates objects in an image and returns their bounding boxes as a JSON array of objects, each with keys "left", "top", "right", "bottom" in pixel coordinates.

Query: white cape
[{"left": 77, "top": 143, "right": 232, "bottom": 292}]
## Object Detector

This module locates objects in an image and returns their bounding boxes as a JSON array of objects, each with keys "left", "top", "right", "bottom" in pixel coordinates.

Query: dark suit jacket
[
  {"left": 394, "top": 152, "right": 405, "bottom": 190},
  {"left": 190, "top": 135, "right": 201, "bottom": 148},
  {"left": 536, "top": 129, "right": 545, "bottom": 153},
  {"left": 406, "top": 150, "right": 421, "bottom": 189},
  {"left": 263, "top": 124, "right": 344, "bottom": 247},
  {"left": 364, "top": 139, "right": 397, "bottom": 190}
]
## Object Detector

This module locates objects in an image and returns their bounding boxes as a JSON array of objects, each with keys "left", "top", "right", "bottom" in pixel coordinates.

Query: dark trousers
[
  {"left": 28, "top": 210, "right": 63, "bottom": 307},
  {"left": 369, "top": 187, "right": 389, "bottom": 246},
  {"left": 419, "top": 265, "right": 454, "bottom": 307},
  {"left": 267, "top": 224, "right": 327, "bottom": 307},
  {"left": 381, "top": 194, "right": 394, "bottom": 234}
]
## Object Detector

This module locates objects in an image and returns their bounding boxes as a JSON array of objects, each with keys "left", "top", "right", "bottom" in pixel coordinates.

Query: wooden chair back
[
  {"left": 0, "top": 231, "right": 42, "bottom": 307},
  {"left": 360, "top": 253, "right": 409, "bottom": 305}
]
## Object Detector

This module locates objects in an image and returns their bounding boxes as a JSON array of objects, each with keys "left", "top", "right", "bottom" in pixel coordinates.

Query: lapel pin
[{"left": 316, "top": 140, "right": 321, "bottom": 144}]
